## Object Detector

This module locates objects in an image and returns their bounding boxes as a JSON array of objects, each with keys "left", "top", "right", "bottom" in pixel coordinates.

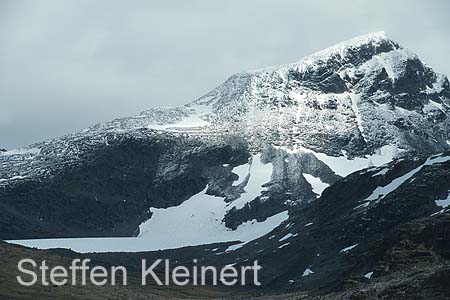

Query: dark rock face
[
  {"left": 0, "top": 132, "right": 249, "bottom": 239},
  {"left": 224, "top": 146, "right": 340, "bottom": 229},
  {"left": 191, "top": 152, "right": 450, "bottom": 296},
  {"left": 46, "top": 152, "right": 448, "bottom": 299}
]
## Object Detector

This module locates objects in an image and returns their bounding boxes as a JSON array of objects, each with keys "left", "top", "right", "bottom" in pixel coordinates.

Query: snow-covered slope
[
  {"left": 2, "top": 32, "right": 449, "bottom": 185},
  {"left": 12, "top": 169, "right": 289, "bottom": 253},
  {"left": 146, "top": 31, "right": 450, "bottom": 155}
]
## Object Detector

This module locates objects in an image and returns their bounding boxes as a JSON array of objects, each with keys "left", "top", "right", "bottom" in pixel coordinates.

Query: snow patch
[
  {"left": 371, "top": 167, "right": 390, "bottom": 177},
  {"left": 278, "top": 243, "right": 290, "bottom": 249},
  {"left": 0, "top": 148, "right": 40, "bottom": 156},
  {"left": 350, "top": 93, "right": 366, "bottom": 141},
  {"left": 423, "top": 100, "right": 445, "bottom": 114},
  {"left": 0, "top": 175, "right": 27, "bottom": 182},
  {"left": 353, "top": 201, "right": 371, "bottom": 210},
  {"left": 435, "top": 191, "right": 450, "bottom": 209},
  {"left": 340, "top": 244, "right": 359, "bottom": 253},
  {"left": 302, "top": 268, "right": 314, "bottom": 277},
  {"left": 147, "top": 106, "right": 211, "bottom": 131},
  {"left": 10, "top": 183, "right": 288, "bottom": 253},
  {"left": 426, "top": 74, "right": 446, "bottom": 94},
  {"left": 300, "top": 144, "right": 399, "bottom": 177},
  {"left": 229, "top": 154, "right": 273, "bottom": 210},
  {"left": 366, "top": 155, "right": 450, "bottom": 201},
  {"left": 302, "top": 173, "right": 330, "bottom": 196},
  {"left": 279, "top": 233, "right": 297, "bottom": 242},
  {"left": 225, "top": 243, "right": 244, "bottom": 252}
]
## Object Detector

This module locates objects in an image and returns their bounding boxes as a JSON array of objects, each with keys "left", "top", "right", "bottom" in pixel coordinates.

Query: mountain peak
[
  {"left": 295, "top": 31, "right": 398, "bottom": 68},
  {"left": 313, "top": 31, "right": 395, "bottom": 55},
  {"left": 189, "top": 31, "right": 449, "bottom": 155},
  {"left": 334, "top": 31, "right": 391, "bottom": 47},
  {"left": 245, "top": 32, "right": 399, "bottom": 76}
]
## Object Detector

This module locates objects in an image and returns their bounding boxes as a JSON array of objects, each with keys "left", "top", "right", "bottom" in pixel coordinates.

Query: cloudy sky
[{"left": 1, "top": 0, "right": 449, "bottom": 149}]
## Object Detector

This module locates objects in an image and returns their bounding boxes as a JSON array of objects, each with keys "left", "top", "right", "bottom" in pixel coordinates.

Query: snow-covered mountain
[
  {"left": 2, "top": 32, "right": 450, "bottom": 253},
  {"left": 147, "top": 31, "right": 450, "bottom": 154}
]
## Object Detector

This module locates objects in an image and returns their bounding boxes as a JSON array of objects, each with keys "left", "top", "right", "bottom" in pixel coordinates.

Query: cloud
[{"left": 1, "top": 0, "right": 449, "bottom": 148}]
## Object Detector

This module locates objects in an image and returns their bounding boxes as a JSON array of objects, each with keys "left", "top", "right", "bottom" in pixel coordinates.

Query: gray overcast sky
[{"left": 1, "top": 0, "right": 449, "bottom": 149}]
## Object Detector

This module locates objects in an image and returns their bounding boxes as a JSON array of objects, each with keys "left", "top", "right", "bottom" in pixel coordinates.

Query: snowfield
[
  {"left": 11, "top": 210, "right": 288, "bottom": 253},
  {"left": 10, "top": 155, "right": 288, "bottom": 253}
]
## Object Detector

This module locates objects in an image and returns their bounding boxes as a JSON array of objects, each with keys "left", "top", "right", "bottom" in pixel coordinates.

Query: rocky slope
[
  {"left": 0, "top": 132, "right": 249, "bottom": 239},
  {"left": 2, "top": 151, "right": 450, "bottom": 299},
  {"left": 89, "top": 151, "right": 450, "bottom": 298},
  {"left": 198, "top": 151, "right": 450, "bottom": 292}
]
